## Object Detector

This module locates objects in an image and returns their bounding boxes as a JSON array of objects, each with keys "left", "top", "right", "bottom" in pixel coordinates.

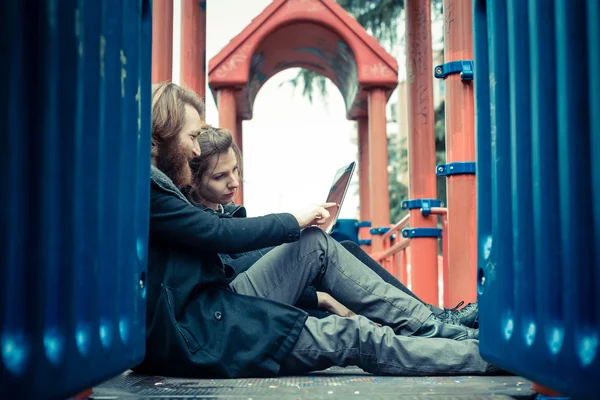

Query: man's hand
[
  {"left": 316, "top": 292, "right": 356, "bottom": 318},
  {"left": 292, "top": 203, "right": 337, "bottom": 229}
]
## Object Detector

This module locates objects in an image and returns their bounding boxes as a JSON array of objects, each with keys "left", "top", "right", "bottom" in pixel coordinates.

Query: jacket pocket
[{"left": 163, "top": 286, "right": 201, "bottom": 353}]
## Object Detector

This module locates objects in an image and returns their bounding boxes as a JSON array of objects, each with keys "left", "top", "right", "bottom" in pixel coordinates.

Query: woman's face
[{"left": 199, "top": 147, "right": 240, "bottom": 207}]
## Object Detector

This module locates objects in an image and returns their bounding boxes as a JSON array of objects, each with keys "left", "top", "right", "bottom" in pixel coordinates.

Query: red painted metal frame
[
  {"left": 217, "top": 88, "right": 243, "bottom": 203},
  {"left": 368, "top": 89, "right": 391, "bottom": 253},
  {"left": 373, "top": 214, "right": 410, "bottom": 276},
  {"left": 374, "top": 208, "right": 449, "bottom": 308},
  {"left": 431, "top": 207, "right": 449, "bottom": 308},
  {"left": 152, "top": 0, "right": 173, "bottom": 83},
  {"left": 181, "top": 0, "right": 207, "bottom": 99},
  {"left": 443, "top": 0, "right": 477, "bottom": 305},
  {"left": 357, "top": 117, "right": 372, "bottom": 252},
  {"left": 404, "top": 0, "right": 439, "bottom": 306}
]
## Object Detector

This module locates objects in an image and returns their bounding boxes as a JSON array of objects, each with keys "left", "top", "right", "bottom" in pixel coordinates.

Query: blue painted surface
[
  {"left": 436, "top": 162, "right": 476, "bottom": 177},
  {"left": 590, "top": 1, "right": 600, "bottom": 317},
  {"left": 474, "top": 0, "right": 599, "bottom": 397},
  {"left": 0, "top": 1, "right": 152, "bottom": 399},
  {"left": 401, "top": 228, "right": 442, "bottom": 239},
  {"left": 246, "top": 34, "right": 359, "bottom": 118},
  {"left": 330, "top": 219, "right": 360, "bottom": 244},
  {"left": 401, "top": 199, "right": 444, "bottom": 216},
  {"left": 434, "top": 60, "right": 474, "bottom": 80}
]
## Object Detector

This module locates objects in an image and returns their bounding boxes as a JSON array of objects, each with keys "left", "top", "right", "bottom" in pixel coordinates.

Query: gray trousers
[{"left": 229, "top": 227, "right": 491, "bottom": 376}]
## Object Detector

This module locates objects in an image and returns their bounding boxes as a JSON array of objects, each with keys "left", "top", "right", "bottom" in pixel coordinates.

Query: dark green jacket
[
  {"left": 134, "top": 167, "right": 308, "bottom": 378},
  {"left": 198, "top": 202, "right": 319, "bottom": 309}
]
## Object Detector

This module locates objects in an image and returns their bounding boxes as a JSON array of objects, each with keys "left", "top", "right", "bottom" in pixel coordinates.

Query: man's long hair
[
  {"left": 151, "top": 82, "right": 204, "bottom": 157},
  {"left": 151, "top": 83, "right": 204, "bottom": 186}
]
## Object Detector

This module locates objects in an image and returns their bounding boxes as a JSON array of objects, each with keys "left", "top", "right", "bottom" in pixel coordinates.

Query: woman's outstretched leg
[
  {"left": 279, "top": 314, "right": 495, "bottom": 376},
  {"left": 230, "top": 227, "right": 476, "bottom": 340},
  {"left": 339, "top": 240, "right": 443, "bottom": 313},
  {"left": 339, "top": 240, "right": 478, "bottom": 328}
]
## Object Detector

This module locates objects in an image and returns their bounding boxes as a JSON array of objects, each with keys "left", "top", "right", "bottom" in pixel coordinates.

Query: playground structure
[
  {"left": 153, "top": 0, "right": 475, "bottom": 309},
  {"left": 1, "top": 0, "right": 598, "bottom": 399}
]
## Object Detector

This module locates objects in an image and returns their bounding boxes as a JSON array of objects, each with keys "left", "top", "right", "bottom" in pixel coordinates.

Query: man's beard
[{"left": 156, "top": 138, "right": 192, "bottom": 188}]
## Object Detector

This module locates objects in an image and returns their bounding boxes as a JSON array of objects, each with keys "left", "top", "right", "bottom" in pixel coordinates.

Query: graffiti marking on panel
[
  {"left": 216, "top": 42, "right": 255, "bottom": 78},
  {"left": 100, "top": 36, "right": 106, "bottom": 77},
  {"left": 120, "top": 50, "right": 127, "bottom": 98},
  {"left": 75, "top": 9, "right": 84, "bottom": 57},
  {"left": 362, "top": 63, "right": 393, "bottom": 78}
]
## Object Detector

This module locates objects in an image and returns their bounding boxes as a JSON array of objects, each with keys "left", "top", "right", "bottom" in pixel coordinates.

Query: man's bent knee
[{"left": 298, "top": 226, "right": 330, "bottom": 247}]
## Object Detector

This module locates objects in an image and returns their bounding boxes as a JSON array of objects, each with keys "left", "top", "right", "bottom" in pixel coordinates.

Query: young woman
[{"left": 185, "top": 124, "right": 478, "bottom": 328}]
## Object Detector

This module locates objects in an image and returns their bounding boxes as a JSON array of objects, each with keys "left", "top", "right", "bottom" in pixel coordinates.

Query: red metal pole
[
  {"left": 399, "top": 248, "right": 407, "bottom": 283},
  {"left": 388, "top": 236, "right": 398, "bottom": 277},
  {"left": 405, "top": 0, "right": 439, "bottom": 306},
  {"left": 235, "top": 118, "right": 243, "bottom": 154},
  {"left": 443, "top": 0, "right": 477, "bottom": 305},
  {"left": 181, "top": 0, "right": 206, "bottom": 99},
  {"left": 217, "top": 88, "right": 242, "bottom": 202},
  {"left": 368, "top": 89, "right": 391, "bottom": 254},
  {"left": 218, "top": 88, "right": 236, "bottom": 133},
  {"left": 235, "top": 117, "right": 244, "bottom": 203},
  {"left": 152, "top": 0, "right": 174, "bottom": 83},
  {"left": 357, "top": 117, "right": 372, "bottom": 252},
  {"left": 442, "top": 212, "right": 449, "bottom": 308}
]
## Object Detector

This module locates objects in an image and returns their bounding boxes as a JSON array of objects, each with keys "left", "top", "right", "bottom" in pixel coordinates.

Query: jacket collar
[
  {"left": 222, "top": 203, "right": 247, "bottom": 217},
  {"left": 200, "top": 203, "right": 247, "bottom": 218},
  {"left": 150, "top": 165, "right": 191, "bottom": 205}
]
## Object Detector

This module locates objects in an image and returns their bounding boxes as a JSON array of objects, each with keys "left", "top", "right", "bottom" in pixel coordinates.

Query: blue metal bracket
[
  {"left": 436, "top": 162, "right": 476, "bottom": 177},
  {"left": 370, "top": 227, "right": 391, "bottom": 235},
  {"left": 434, "top": 60, "right": 474, "bottom": 80},
  {"left": 402, "top": 228, "right": 442, "bottom": 238},
  {"left": 358, "top": 239, "right": 372, "bottom": 246},
  {"left": 401, "top": 198, "right": 444, "bottom": 216}
]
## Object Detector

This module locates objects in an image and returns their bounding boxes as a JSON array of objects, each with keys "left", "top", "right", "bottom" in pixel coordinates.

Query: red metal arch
[
  {"left": 209, "top": 0, "right": 398, "bottom": 119},
  {"left": 208, "top": 0, "right": 398, "bottom": 252},
  {"left": 242, "top": 21, "right": 359, "bottom": 119}
]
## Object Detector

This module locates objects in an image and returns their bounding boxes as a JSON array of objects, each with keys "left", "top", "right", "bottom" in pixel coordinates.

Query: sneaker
[
  {"left": 431, "top": 301, "right": 479, "bottom": 329},
  {"left": 411, "top": 314, "right": 478, "bottom": 341}
]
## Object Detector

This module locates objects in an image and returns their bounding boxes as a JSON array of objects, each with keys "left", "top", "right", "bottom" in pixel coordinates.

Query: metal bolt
[
  {"left": 139, "top": 279, "right": 145, "bottom": 289},
  {"left": 449, "top": 166, "right": 454, "bottom": 170},
  {"left": 438, "top": 167, "right": 444, "bottom": 172},
  {"left": 435, "top": 66, "right": 442, "bottom": 75}
]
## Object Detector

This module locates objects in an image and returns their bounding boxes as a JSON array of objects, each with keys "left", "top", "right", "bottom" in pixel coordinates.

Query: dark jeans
[
  {"left": 229, "top": 228, "right": 490, "bottom": 376},
  {"left": 339, "top": 241, "right": 444, "bottom": 315},
  {"left": 227, "top": 238, "right": 446, "bottom": 316}
]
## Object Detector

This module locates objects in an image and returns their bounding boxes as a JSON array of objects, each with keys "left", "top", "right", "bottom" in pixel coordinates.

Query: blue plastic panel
[
  {"left": 0, "top": 1, "right": 152, "bottom": 399},
  {"left": 474, "top": 0, "right": 599, "bottom": 397},
  {"left": 330, "top": 219, "right": 360, "bottom": 244}
]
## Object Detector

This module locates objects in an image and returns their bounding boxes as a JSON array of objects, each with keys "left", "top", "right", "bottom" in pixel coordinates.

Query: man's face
[{"left": 157, "top": 104, "right": 202, "bottom": 187}]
